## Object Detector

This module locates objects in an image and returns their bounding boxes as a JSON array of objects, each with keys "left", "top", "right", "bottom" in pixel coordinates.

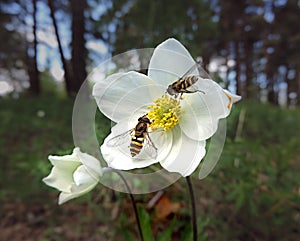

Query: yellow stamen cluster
[{"left": 147, "top": 94, "right": 181, "bottom": 131}]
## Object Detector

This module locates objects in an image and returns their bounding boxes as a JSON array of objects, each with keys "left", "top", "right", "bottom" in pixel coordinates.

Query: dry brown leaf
[{"left": 154, "top": 195, "right": 181, "bottom": 221}]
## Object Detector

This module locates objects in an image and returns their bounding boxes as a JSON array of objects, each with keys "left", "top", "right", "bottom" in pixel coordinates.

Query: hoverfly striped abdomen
[
  {"left": 130, "top": 135, "right": 145, "bottom": 157},
  {"left": 167, "top": 75, "right": 201, "bottom": 98},
  {"left": 129, "top": 116, "right": 150, "bottom": 156},
  {"left": 166, "top": 63, "right": 205, "bottom": 98},
  {"left": 107, "top": 114, "right": 157, "bottom": 159},
  {"left": 179, "top": 76, "right": 198, "bottom": 91}
]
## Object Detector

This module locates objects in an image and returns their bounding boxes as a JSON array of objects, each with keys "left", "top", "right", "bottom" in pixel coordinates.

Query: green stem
[
  {"left": 113, "top": 169, "right": 144, "bottom": 241},
  {"left": 186, "top": 176, "right": 198, "bottom": 241}
]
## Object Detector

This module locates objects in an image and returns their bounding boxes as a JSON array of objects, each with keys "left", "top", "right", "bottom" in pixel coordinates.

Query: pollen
[
  {"left": 147, "top": 94, "right": 181, "bottom": 131},
  {"left": 224, "top": 91, "right": 233, "bottom": 109}
]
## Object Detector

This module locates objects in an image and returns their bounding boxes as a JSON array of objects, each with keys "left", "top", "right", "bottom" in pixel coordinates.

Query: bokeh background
[{"left": 0, "top": 0, "right": 299, "bottom": 240}]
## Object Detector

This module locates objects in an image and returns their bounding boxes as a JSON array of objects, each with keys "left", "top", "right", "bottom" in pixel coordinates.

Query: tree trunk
[
  {"left": 234, "top": 40, "right": 241, "bottom": 95},
  {"left": 224, "top": 41, "right": 230, "bottom": 89},
  {"left": 286, "top": 68, "right": 292, "bottom": 106},
  {"left": 266, "top": 59, "right": 277, "bottom": 105},
  {"left": 47, "top": 0, "right": 73, "bottom": 96},
  {"left": 28, "top": 0, "right": 40, "bottom": 95},
  {"left": 297, "top": 66, "right": 300, "bottom": 106},
  {"left": 244, "top": 40, "right": 253, "bottom": 99},
  {"left": 267, "top": 76, "right": 276, "bottom": 104},
  {"left": 70, "top": 0, "right": 87, "bottom": 92}
]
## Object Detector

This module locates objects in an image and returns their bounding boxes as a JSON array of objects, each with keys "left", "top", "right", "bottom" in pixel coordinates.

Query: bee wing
[
  {"left": 142, "top": 134, "right": 158, "bottom": 159},
  {"left": 106, "top": 129, "right": 133, "bottom": 147}
]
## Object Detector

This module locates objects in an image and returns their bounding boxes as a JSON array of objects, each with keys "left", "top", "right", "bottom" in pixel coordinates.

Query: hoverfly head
[
  {"left": 138, "top": 115, "right": 151, "bottom": 124},
  {"left": 166, "top": 85, "right": 176, "bottom": 96}
]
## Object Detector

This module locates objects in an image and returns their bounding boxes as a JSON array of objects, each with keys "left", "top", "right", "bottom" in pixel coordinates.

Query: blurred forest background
[
  {"left": 0, "top": 0, "right": 300, "bottom": 241},
  {"left": 1, "top": 0, "right": 300, "bottom": 104}
]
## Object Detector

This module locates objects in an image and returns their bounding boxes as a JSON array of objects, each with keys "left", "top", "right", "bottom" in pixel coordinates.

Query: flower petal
[
  {"left": 93, "top": 71, "right": 158, "bottom": 122},
  {"left": 160, "top": 125, "right": 206, "bottom": 177},
  {"left": 73, "top": 165, "right": 96, "bottom": 186},
  {"left": 43, "top": 152, "right": 81, "bottom": 192},
  {"left": 148, "top": 38, "right": 198, "bottom": 88},
  {"left": 58, "top": 182, "right": 98, "bottom": 205},
  {"left": 180, "top": 78, "right": 239, "bottom": 141},
  {"left": 223, "top": 89, "right": 242, "bottom": 109},
  {"left": 42, "top": 165, "right": 75, "bottom": 192},
  {"left": 47, "top": 150, "right": 81, "bottom": 166},
  {"left": 75, "top": 148, "right": 102, "bottom": 180}
]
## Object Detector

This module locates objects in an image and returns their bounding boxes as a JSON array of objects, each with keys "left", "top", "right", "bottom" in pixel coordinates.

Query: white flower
[
  {"left": 43, "top": 147, "right": 102, "bottom": 204},
  {"left": 93, "top": 38, "right": 241, "bottom": 177}
]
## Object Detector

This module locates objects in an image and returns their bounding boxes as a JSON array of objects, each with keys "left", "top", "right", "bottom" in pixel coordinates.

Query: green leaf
[
  {"left": 122, "top": 229, "right": 136, "bottom": 241},
  {"left": 157, "top": 218, "right": 176, "bottom": 241},
  {"left": 181, "top": 226, "right": 193, "bottom": 241},
  {"left": 180, "top": 217, "right": 209, "bottom": 241},
  {"left": 137, "top": 205, "right": 155, "bottom": 241}
]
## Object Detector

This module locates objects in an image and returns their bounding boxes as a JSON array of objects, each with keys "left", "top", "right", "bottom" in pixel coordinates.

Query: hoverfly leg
[
  {"left": 179, "top": 92, "right": 184, "bottom": 100},
  {"left": 197, "top": 89, "right": 206, "bottom": 95},
  {"left": 146, "top": 133, "right": 157, "bottom": 151},
  {"left": 144, "top": 133, "right": 158, "bottom": 159},
  {"left": 184, "top": 89, "right": 205, "bottom": 95}
]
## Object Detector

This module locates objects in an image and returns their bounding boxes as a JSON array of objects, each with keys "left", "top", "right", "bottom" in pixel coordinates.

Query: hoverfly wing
[
  {"left": 180, "top": 61, "right": 207, "bottom": 78},
  {"left": 106, "top": 129, "right": 133, "bottom": 147},
  {"left": 196, "top": 63, "right": 211, "bottom": 79},
  {"left": 180, "top": 62, "right": 199, "bottom": 78},
  {"left": 143, "top": 134, "right": 158, "bottom": 159}
]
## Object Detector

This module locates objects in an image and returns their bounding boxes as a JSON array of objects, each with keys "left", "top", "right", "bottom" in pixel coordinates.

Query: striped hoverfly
[
  {"left": 167, "top": 62, "right": 207, "bottom": 99},
  {"left": 107, "top": 114, "right": 157, "bottom": 159}
]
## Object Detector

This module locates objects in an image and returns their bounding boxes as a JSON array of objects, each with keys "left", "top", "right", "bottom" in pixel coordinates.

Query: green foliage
[
  {"left": 39, "top": 70, "right": 66, "bottom": 97},
  {"left": 137, "top": 204, "right": 155, "bottom": 241},
  {"left": 0, "top": 95, "right": 74, "bottom": 199},
  {"left": 156, "top": 218, "right": 176, "bottom": 241},
  {"left": 0, "top": 94, "right": 110, "bottom": 201},
  {"left": 179, "top": 217, "right": 209, "bottom": 241},
  {"left": 1, "top": 96, "right": 300, "bottom": 240},
  {"left": 134, "top": 204, "right": 209, "bottom": 241},
  {"left": 204, "top": 100, "right": 300, "bottom": 240}
]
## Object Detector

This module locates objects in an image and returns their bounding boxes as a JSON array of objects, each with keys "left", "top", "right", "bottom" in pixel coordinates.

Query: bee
[
  {"left": 166, "top": 63, "right": 206, "bottom": 99},
  {"left": 107, "top": 114, "right": 157, "bottom": 159}
]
